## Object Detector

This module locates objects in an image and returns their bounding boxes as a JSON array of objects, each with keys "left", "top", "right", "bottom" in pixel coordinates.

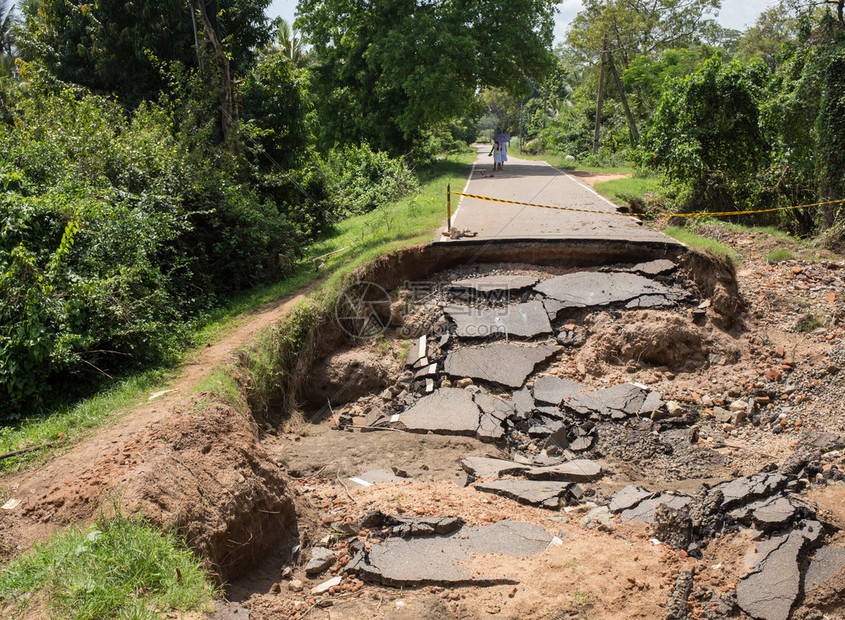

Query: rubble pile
[{"left": 317, "top": 260, "right": 844, "bottom": 620}]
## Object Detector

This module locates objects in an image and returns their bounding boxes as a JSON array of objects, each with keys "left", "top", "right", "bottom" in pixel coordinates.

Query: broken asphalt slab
[
  {"left": 608, "top": 485, "right": 655, "bottom": 513},
  {"left": 449, "top": 274, "right": 539, "bottom": 293},
  {"left": 444, "top": 300, "right": 552, "bottom": 339},
  {"left": 714, "top": 472, "right": 788, "bottom": 510},
  {"left": 395, "top": 388, "right": 481, "bottom": 436},
  {"left": 534, "top": 271, "right": 682, "bottom": 313},
  {"left": 523, "top": 459, "right": 604, "bottom": 482},
  {"left": 565, "top": 383, "right": 664, "bottom": 419},
  {"left": 532, "top": 375, "right": 587, "bottom": 406},
  {"left": 474, "top": 479, "right": 573, "bottom": 509},
  {"left": 804, "top": 546, "right": 845, "bottom": 593},
  {"left": 347, "top": 519, "right": 553, "bottom": 586},
  {"left": 460, "top": 456, "right": 529, "bottom": 479},
  {"left": 737, "top": 521, "right": 824, "bottom": 620},
  {"left": 619, "top": 493, "right": 692, "bottom": 524},
  {"left": 444, "top": 343, "right": 558, "bottom": 389}
]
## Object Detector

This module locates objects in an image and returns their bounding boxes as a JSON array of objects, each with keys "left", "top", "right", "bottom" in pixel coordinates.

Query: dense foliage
[
  {"left": 638, "top": 56, "right": 770, "bottom": 211},
  {"left": 296, "top": 0, "right": 556, "bottom": 155},
  {"left": 17, "top": 0, "right": 272, "bottom": 106},
  {"left": 0, "top": 1, "right": 432, "bottom": 421},
  {"left": 0, "top": 78, "right": 297, "bottom": 415}
]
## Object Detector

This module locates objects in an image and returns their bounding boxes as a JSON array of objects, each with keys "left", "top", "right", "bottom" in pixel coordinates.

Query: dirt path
[{"left": 0, "top": 280, "right": 319, "bottom": 552}]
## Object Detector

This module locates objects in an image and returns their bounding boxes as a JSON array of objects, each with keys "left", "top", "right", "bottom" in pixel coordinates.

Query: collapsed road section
[{"left": 237, "top": 253, "right": 845, "bottom": 620}]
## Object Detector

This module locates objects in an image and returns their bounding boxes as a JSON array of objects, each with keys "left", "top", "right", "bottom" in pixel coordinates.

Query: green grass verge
[
  {"left": 764, "top": 249, "right": 798, "bottom": 263},
  {"left": 0, "top": 152, "right": 474, "bottom": 472},
  {"left": 664, "top": 226, "right": 741, "bottom": 265},
  {"left": 514, "top": 151, "right": 635, "bottom": 174},
  {"left": 0, "top": 509, "right": 216, "bottom": 619},
  {"left": 593, "top": 176, "right": 663, "bottom": 205}
]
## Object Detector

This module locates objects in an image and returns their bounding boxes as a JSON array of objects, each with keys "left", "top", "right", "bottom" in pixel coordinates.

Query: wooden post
[
  {"left": 607, "top": 50, "right": 639, "bottom": 145},
  {"left": 447, "top": 184, "right": 452, "bottom": 232},
  {"left": 592, "top": 35, "right": 607, "bottom": 155}
]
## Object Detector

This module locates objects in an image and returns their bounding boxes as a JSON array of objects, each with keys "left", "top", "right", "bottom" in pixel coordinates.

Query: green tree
[
  {"left": 1, "top": 0, "right": 16, "bottom": 55},
  {"left": 638, "top": 56, "right": 770, "bottom": 211},
  {"left": 266, "top": 17, "right": 312, "bottom": 68},
  {"left": 622, "top": 48, "right": 710, "bottom": 116},
  {"left": 737, "top": 5, "right": 800, "bottom": 70},
  {"left": 296, "top": 0, "right": 556, "bottom": 155},
  {"left": 567, "top": 0, "right": 722, "bottom": 69},
  {"left": 764, "top": 17, "right": 845, "bottom": 230},
  {"left": 17, "top": 0, "right": 271, "bottom": 106}
]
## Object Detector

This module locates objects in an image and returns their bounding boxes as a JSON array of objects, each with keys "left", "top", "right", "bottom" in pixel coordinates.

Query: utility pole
[
  {"left": 592, "top": 35, "right": 607, "bottom": 156},
  {"left": 607, "top": 49, "right": 639, "bottom": 145}
]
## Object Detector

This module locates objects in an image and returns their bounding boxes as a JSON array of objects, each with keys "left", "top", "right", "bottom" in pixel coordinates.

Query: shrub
[
  {"left": 324, "top": 144, "right": 419, "bottom": 216},
  {"left": 0, "top": 77, "right": 301, "bottom": 419}
]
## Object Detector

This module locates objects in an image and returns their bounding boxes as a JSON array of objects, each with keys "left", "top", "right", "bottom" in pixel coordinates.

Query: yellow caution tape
[
  {"left": 451, "top": 191, "right": 631, "bottom": 216},
  {"left": 449, "top": 191, "right": 845, "bottom": 220}
]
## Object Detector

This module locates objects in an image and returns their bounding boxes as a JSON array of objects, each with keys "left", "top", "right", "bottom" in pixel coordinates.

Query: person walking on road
[
  {"left": 489, "top": 139, "right": 504, "bottom": 171},
  {"left": 491, "top": 132, "right": 510, "bottom": 171}
]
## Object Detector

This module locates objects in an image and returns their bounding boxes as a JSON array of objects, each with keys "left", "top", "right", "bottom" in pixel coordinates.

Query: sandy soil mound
[{"left": 577, "top": 309, "right": 742, "bottom": 375}]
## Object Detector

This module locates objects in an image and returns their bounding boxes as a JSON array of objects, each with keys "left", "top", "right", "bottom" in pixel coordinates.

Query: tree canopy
[
  {"left": 296, "top": 0, "right": 557, "bottom": 154},
  {"left": 17, "top": 0, "right": 271, "bottom": 105},
  {"left": 566, "top": 0, "right": 722, "bottom": 68}
]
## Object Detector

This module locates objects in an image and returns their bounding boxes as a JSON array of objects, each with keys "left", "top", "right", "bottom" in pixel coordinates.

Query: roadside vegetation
[
  {"left": 0, "top": 508, "right": 216, "bottom": 619},
  {"left": 480, "top": 0, "right": 845, "bottom": 247}
]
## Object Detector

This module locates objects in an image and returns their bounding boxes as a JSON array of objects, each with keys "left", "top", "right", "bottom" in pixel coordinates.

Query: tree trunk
[
  {"left": 592, "top": 36, "right": 607, "bottom": 155},
  {"left": 196, "top": 0, "right": 237, "bottom": 152},
  {"left": 607, "top": 50, "right": 639, "bottom": 145}
]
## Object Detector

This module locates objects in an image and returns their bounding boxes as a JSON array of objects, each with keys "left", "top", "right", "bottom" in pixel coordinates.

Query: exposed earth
[{"left": 2, "top": 202, "right": 845, "bottom": 620}]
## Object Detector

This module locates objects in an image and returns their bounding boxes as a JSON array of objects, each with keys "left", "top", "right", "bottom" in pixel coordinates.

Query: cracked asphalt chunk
[
  {"left": 444, "top": 342, "right": 558, "bottom": 388},
  {"left": 396, "top": 388, "right": 480, "bottom": 436},
  {"left": 474, "top": 479, "right": 572, "bottom": 509},
  {"left": 532, "top": 375, "right": 587, "bottom": 406},
  {"left": 534, "top": 271, "right": 678, "bottom": 308},
  {"left": 736, "top": 530, "right": 806, "bottom": 620},
  {"left": 347, "top": 520, "right": 553, "bottom": 586},
  {"left": 449, "top": 274, "right": 539, "bottom": 293},
  {"left": 444, "top": 300, "right": 552, "bottom": 338}
]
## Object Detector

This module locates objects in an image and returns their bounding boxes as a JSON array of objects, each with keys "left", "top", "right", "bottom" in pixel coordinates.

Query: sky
[{"left": 267, "top": 0, "right": 778, "bottom": 43}]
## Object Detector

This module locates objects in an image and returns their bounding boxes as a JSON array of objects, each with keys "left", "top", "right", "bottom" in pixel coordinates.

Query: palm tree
[
  {"left": 0, "top": 1, "right": 16, "bottom": 56},
  {"left": 268, "top": 17, "right": 312, "bottom": 69}
]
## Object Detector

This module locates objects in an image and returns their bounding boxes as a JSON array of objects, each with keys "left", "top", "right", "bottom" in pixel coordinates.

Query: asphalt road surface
[{"left": 441, "top": 144, "right": 676, "bottom": 245}]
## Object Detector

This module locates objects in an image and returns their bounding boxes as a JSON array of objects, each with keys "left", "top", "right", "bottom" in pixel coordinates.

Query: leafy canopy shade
[
  {"left": 296, "top": 0, "right": 557, "bottom": 154},
  {"left": 17, "top": 0, "right": 271, "bottom": 105}
]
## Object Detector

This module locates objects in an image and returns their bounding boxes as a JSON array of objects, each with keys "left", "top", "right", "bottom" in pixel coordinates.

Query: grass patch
[
  {"left": 795, "top": 313, "right": 826, "bottom": 332},
  {"left": 719, "top": 221, "right": 796, "bottom": 240},
  {"left": 664, "top": 226, "right": 741, "bottom": 265},
  {"left": 0, "top": 509, "right": 216, "bottom": 619},
  {"left": 764, "top": 249, "right": 798, "bottom": 263},
  {"left": 593, "top": 176, "right": 663, "bottom": 205},
  {"left": 0, "top": 152, "right": 474, "bottom": 472}
]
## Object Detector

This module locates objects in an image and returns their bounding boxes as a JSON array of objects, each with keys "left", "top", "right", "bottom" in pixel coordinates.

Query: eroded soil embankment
[{"left": 236, "top": 248, "right": 844, "bottom": 620}]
